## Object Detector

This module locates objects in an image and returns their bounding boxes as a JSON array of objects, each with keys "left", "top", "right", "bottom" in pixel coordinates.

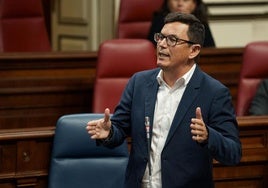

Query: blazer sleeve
[{"left": 206, "top": 87, "right": 242, "bottom": 165}]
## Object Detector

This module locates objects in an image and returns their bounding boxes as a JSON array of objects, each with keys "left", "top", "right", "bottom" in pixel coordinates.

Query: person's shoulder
[
  {"left": 129, "top": 68, "right": 159, "bottom": 85},
  {"left": 199, "top": 69, "right": 227, "bottom": 90},
  {"left": 202, "top": 22, "right": 216, "bottom": 47},
  {"left": 261, "top": 79, "right": 268, "bottom": 85},
  {"left": 203, "top": 22, "right": 210, "bottom": 29},
  {"left": 258, "top": 79, "right": 268, "bottom": 92},
  {"left": 134, "top": 68, "right": 159, "bottom": 77},
  {"left": 151, "top": 12, "right": 165, "bottom": 24},
  {"left": 153, "top": 11, "right": 165, "bottom": 18}
]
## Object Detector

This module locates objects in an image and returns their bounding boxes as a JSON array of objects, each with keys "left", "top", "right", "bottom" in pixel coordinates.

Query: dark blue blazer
[{"left": 105, "top": 65, "right": 241, "bottom": 188}]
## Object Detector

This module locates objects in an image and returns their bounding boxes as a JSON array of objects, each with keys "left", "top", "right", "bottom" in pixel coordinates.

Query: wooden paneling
[
  {"left": 0, "top": 51, "right": 96, "bottom": 187},
  {"left": 0, "top": 48, "right": 242, "bottom": 130},
  {"left": 0, "top": 51, "right": 97, "bottom": 130},
  {"left": 0, "top": 48, "right": 267, "bottom": 187},
  {"left": 0, "top": 127, "right": 54, "bottom": 187},
  {"left": 213, "top": 116, "right": 268, "bottom": 188},
  {"left": 199, "top": 47, "right": 243, "bottom": 108}
]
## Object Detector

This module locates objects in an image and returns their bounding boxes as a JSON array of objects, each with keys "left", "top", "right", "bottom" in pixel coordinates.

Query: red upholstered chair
[
  {"left": 92, "top": 39, "right": 156, "bottom": 113},
  {"left": 117, "top": 0, "right": 162, "bottom": 39},
  {"left": 236, "top": 41, "right": 268, "bottom": 116},
  {"left": 0, "top": 0, "right": 51, "bottom": 52}
]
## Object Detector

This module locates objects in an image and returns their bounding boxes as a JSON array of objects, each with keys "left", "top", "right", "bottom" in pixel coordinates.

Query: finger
[
  {"left": 87, "top": 130, "right": 94, "bottom": 135},
  {"left": 87, "top": 120, "right": 96, "bottom": 126},
  {"left": 86, "top": 125, "right": 92, "bottom": 131},
  {"left": 192, "top": 135, "right": 203, "bottom": 142},
  {"left": 91, "top": 134, "right": 98, "bottom": 139},
  {"left": 191, "top": 128, "right": 203, "bottom": 136},
  {"left": 86, "top": 123, "right": 95, "bottom": 131},
  {"left": 88, "top": 126, "right": 96, "bottom": 132},
  {"left": 195, "top": 107, "right": 203, "bottom": 120},
  {"left": 104, "top": 108, "right": 110, "bottom": 123},
  {"left": 88, "top": 124, "right": 96, "bottom": 131}
]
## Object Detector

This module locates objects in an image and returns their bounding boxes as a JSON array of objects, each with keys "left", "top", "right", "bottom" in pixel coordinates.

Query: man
[{"left": 87, "top": 12, "right": 241, "bottom": 188}]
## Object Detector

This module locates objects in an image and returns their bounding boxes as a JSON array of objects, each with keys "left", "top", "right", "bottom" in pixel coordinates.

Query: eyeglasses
[{"left": 154, "top": 33, "right": 196, "bottom": 47}]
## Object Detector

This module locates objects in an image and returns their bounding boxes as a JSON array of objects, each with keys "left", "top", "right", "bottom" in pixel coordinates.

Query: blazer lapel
[
  {"left": 165, "top": 66, "right": 203, "bottom": 146},
  {"left": 144, "top": 69, "right": 160, "bottom": 136}
]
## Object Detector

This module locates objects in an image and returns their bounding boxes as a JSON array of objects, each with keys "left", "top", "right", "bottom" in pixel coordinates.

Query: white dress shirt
[{"left": 142, "top": 64, "right": 196, "bottom": 188}]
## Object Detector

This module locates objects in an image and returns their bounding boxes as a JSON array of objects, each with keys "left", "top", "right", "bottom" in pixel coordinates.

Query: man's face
[{"left": 156, "top": 22, "right": 193, "bottom": 72}]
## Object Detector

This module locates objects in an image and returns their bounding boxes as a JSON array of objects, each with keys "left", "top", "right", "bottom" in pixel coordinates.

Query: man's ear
[{"left": 189, "top": 44, "right": 201, "bottom": 60}]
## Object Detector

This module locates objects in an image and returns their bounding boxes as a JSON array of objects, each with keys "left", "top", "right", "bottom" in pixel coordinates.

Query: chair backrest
[
  {"left": 92, "top": 39, "right": 157, "bottom": 113},
  {"left": 0, "top": 0, "right": 51, "bottom": 52},
  {"left": 48, "top": 113, "right": 129, "bottom": 188},
  {"left": 236, "top": 41, "right": 268, "bottom": 116},
  {"left": 117, "top": 0, "right": 162, "bottom": 39}
]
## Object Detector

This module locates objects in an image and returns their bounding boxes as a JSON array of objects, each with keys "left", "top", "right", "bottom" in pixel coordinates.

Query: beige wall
[
  {"left": 206, "top": 0, "right": 268, "bottom": 47},
  {"left": 51, "top": 0, "right": 268, "bottom": 51}
]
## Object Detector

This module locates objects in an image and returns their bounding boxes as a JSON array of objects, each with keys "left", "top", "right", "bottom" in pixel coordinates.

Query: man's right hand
[{"left": 86, "top": 108, "right": 111, "bottom": 139}]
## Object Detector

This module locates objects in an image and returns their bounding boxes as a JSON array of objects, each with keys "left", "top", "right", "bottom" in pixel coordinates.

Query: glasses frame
[{"left": 154, "top": 33, "right": 196, "bottom": 47}]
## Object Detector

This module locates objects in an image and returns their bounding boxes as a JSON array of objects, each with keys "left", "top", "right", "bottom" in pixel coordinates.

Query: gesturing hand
[
  {"left": 190, "top": 107, "right": 208, "bottom": 143},
  {"left": 86, "top": 108, "right": 112, "bottom": 139}
]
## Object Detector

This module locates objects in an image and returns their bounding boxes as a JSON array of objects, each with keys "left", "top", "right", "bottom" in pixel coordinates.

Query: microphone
[
  {"left": 145, "top": 116, "right": 150, "bottom": 140},
  {"left": 145, "top": 116, "right": 152, "bottom": 188}
]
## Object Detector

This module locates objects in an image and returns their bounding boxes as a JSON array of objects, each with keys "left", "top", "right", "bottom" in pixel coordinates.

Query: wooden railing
[
  {"left": 0, "top": 48, "right": 267, "bottom": 188},
  {"left": 213, "top": 116, "right": 268, "bottom": 188}
]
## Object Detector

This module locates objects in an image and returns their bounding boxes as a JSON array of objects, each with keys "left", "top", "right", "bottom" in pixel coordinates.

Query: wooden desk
[
  {"left": 0, "top": 116, "right": 267, "bottom": 187},
  {"left": 213, "top": 116, "right": 268, "bottom": 188}
]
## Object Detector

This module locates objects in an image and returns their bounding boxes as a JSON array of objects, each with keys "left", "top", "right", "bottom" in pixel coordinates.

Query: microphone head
[
  {"left": 145, "top": 116, "right": 150, "bottom": 127},
  {"left": 145, "top": 116, "right": 149, "bottom": 123}
]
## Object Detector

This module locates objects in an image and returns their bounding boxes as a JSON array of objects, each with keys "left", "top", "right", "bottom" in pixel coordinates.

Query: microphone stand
[{"left": 145, "top": 116, "right": 152, "bottom": 188}]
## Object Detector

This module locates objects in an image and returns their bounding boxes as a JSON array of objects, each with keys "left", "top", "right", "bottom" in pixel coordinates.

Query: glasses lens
[
  {"left": 154, "top": 33, "right": 181, "bottom": 47},
  {"left": 166, "top": 36, "right": 177, "bottom": 46},
  {"left": 154, "top": 33, "right": 162, "bottom": 42}
]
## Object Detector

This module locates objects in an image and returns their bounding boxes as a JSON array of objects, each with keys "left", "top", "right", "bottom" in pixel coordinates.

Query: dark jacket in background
[{"left": 249, "top": 79, "right": 268, "bottom": 115}]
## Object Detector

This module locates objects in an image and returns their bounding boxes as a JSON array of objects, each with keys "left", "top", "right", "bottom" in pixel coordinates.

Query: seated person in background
[
  {"left": 148, "top": 0, "right": 215, "bottom": 47},
  {"left": 249, "top": 79, "right": 268, "bottom": 115}
]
